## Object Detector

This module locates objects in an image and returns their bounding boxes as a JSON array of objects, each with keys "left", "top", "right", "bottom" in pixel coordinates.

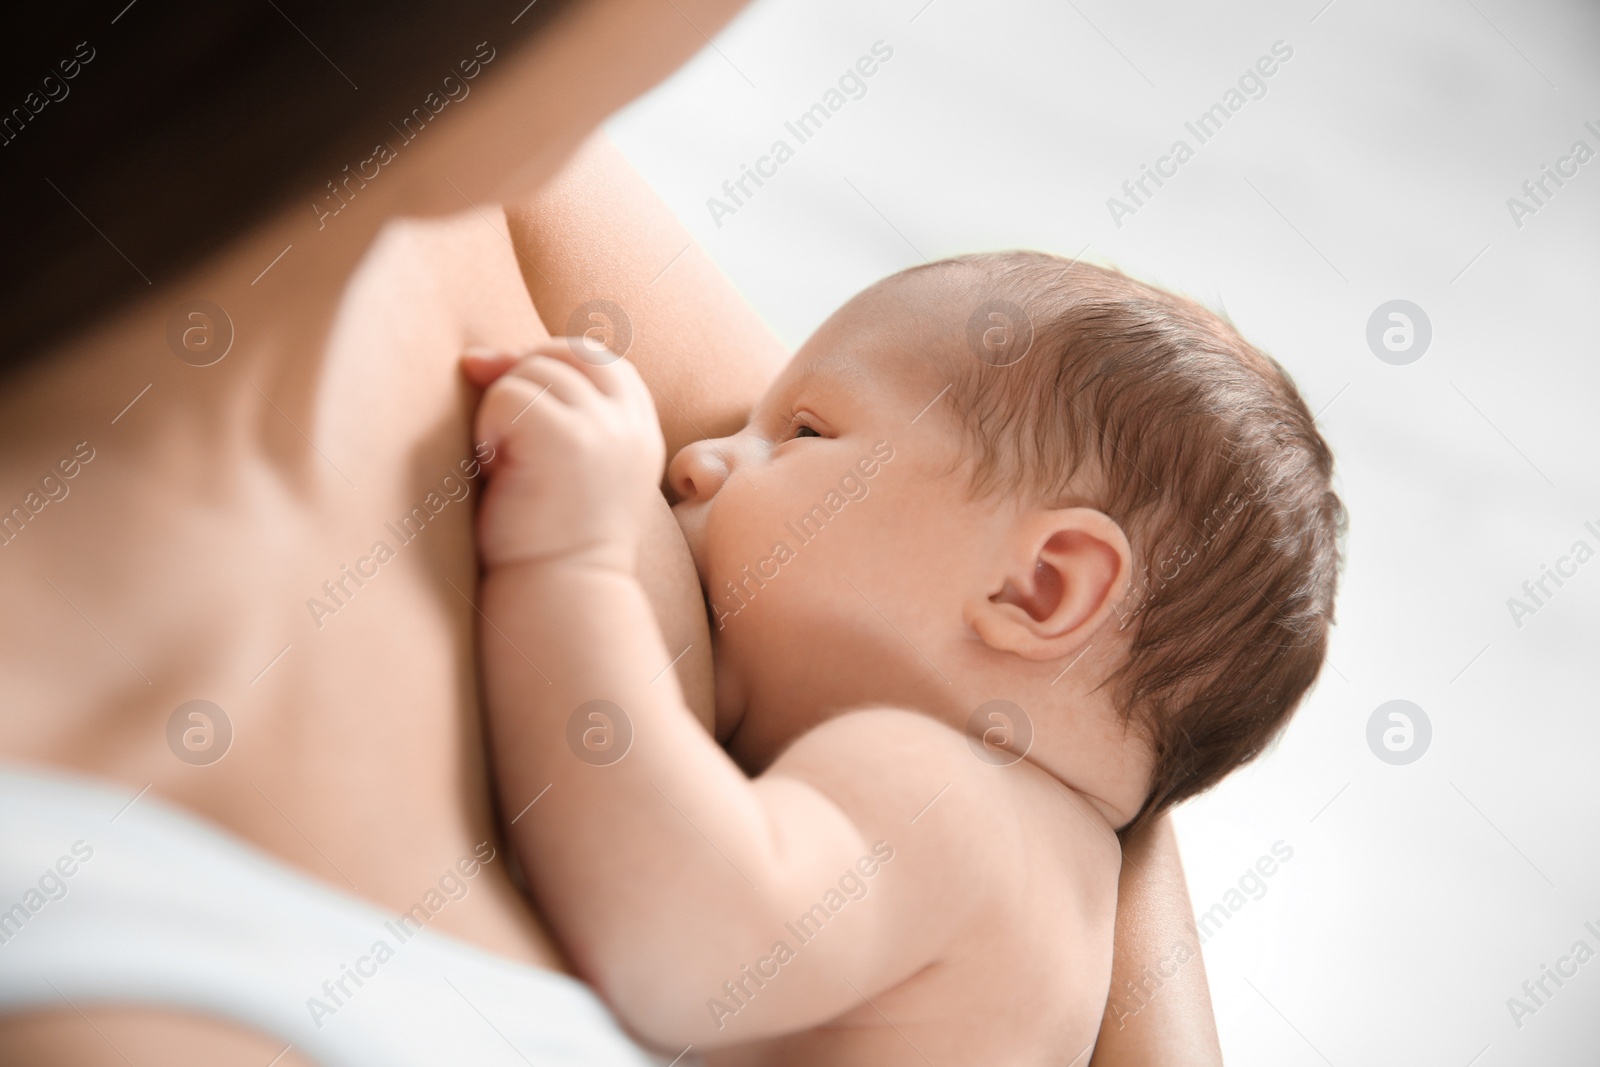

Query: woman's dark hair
[{"left": 1, "top": 1, "right": 576, "bottom": 372}]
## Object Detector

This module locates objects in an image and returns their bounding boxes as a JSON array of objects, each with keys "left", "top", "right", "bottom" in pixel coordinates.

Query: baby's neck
[{"left": 722, "top": 632, "right": 1147, "bottom": 828}]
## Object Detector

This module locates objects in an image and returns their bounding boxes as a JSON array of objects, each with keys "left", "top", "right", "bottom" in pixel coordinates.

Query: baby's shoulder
[
  {"left": 767, "top": 705, "right": 990, "bottom": 805},
  {"left": 765, "top": 707, "right": 1120, "bottom": 1042},
  {"left": 778, "top": 704, "right": 963, "bottom": 762}
]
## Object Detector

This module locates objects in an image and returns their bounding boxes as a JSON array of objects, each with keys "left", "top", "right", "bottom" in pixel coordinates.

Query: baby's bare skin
[{"left": 467, "top": 270, "right": 1156, "bottom": 1063}]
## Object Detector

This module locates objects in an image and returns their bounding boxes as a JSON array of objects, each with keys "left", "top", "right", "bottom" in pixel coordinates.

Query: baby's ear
[{"left": 968, "top": 508, "right": 1131, "bottom": 661}]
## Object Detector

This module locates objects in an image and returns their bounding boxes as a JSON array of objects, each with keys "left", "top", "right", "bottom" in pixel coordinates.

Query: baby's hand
[{"left": 463, "top": 340, "right": 665, "bottom": 572}]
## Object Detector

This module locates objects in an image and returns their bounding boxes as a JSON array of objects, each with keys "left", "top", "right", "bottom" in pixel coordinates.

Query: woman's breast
[{"left": 0, "top": 208, "right": 564, "bottom": 969}]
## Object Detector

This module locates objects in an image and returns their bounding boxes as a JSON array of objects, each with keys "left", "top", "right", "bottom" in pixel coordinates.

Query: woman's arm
[
  {"left": 505, "top": 131, "right": 788, "bottom": 460},
  {"left": 502, "top": 132, "right": 789, "bottom": 732},
  {"left": 1091, "top": 815, "right": 1224, "bottom": 1066}
]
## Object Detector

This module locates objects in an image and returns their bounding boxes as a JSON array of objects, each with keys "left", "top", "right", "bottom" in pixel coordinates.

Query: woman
[{"left": 0, "top": 2, "right": 1221, "bottom": 1062}]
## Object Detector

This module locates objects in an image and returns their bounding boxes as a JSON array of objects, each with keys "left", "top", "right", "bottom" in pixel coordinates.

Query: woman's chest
[{"left": 0, "top": 211, "right": 556, "bottom": 932}]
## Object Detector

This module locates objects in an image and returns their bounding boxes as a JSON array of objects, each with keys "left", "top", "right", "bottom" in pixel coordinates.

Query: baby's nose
[{"left": 667, "top": 437, "right": 733, "bottom": 505}]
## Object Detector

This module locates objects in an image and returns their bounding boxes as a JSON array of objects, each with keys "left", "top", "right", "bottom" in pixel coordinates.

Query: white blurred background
[{"left": 607, "top": 1, "right": 1600, "bottom": 1063}]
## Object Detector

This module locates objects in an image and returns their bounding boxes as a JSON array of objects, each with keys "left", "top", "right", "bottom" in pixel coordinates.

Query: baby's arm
[{"left": 467, "top": 343, "right": 1014, "bottom": 1047}]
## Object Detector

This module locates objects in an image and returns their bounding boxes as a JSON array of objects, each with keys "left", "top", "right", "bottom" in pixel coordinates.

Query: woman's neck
[{"left": 7, "top": 25, "right": 609, "bottom": 461}]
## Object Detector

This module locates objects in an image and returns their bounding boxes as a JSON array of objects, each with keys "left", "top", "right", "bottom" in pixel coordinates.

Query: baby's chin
[
  {"left": 703, "top": 617, "right": 747, "bottom": 749},
  {"left": 713, "top": 689, "right": 753, "bottom": 758},
  {"left": 699, "top": 580, "right": 718, "bottom": 640},
  {"left": 709, "top": 653, "right": 812, "bottom": 776}
]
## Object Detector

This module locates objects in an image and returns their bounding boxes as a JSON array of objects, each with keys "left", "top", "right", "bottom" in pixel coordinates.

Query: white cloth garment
[{"left": 0, "top": 762, "right": 677, "bottom": 1066}]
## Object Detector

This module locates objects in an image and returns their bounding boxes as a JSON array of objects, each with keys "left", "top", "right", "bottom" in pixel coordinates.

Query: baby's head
[{"left": 669, "top": 251, "right": 1344, "bottom": 832}]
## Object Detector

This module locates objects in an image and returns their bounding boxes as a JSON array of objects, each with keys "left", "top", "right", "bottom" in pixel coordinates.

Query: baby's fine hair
[{"left": 892, "top": 251, "right": 1345, "bottom": 835}]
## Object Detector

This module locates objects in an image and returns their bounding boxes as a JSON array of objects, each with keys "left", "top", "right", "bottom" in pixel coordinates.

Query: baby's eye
[{"left": 785, "top": 411, "right": 823, "bottom": 439}]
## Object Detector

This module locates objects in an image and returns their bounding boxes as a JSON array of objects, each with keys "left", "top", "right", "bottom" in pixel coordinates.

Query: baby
[{"left": 463, "top": 251, "right": 1343, "bottom": 1065}]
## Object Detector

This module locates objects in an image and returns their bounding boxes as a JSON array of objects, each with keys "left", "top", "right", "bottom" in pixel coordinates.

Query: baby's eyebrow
[
  {"left": 752, "top": 349, "right": 871, "bottom": 431},
  {"left": 785, "top": 349, "right": 868, "bottom": 395},
  {"left": 767, "top": 369, "right": 845, "bottom": 423}
]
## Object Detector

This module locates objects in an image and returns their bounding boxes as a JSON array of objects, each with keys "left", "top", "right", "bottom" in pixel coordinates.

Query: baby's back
[{"left": 708, "top": 709, "right": 1121, "bottom": 1067}]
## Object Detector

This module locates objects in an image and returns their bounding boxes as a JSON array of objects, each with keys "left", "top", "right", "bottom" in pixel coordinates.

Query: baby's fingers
[
  {"left": 461, "top": 349, "right": 602, "bottom": 403},
  {"left": 474, "top": 373, "right": 542, "bottom": 448},
  {"left": 500, "top": 353, "right": 607, "bottom": 412},
  {"left": 473, "top": 372, "right": 580, "bottom": 469},
  {"left": 534, "top": 338, "right": 653, "bottom": 401},
  {"left": 460, "top": 350, "right": 521, "bottom": 389},
  {"left": 538, "top": 339, "right": 660, "bottom": 437}
]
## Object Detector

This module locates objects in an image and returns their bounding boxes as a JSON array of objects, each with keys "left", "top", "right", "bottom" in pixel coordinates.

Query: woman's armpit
[{"left": 504, "top": 132, "right": 787, "bottom": 462}]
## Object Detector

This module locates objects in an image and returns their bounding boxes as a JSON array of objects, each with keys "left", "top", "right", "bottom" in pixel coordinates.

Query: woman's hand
[{"left": 464, "top": 340, "right": 666, "bottom": 573}]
